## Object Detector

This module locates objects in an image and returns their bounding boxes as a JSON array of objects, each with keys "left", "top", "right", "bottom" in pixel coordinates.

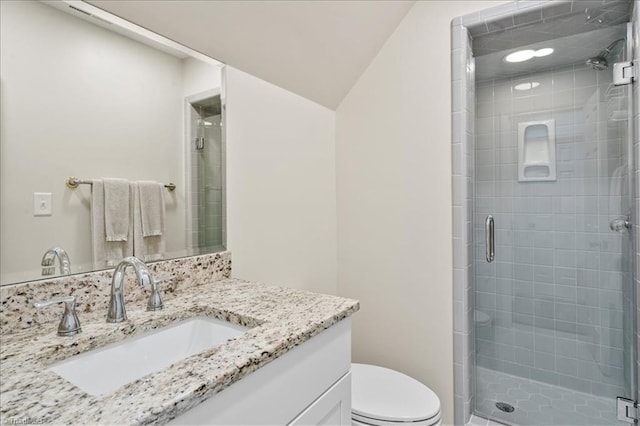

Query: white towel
[
  {"left": 137, "top": 181, "right": 165, "bottom": 237},
  {"left": 132, "top": 182, "right": 166, "bottom": 262},
  {"left": 90, "top": 179, "right": 133, "bottom": 268},
  {"left": 103, "top": 178, "right": 130, "bottom": 241}
]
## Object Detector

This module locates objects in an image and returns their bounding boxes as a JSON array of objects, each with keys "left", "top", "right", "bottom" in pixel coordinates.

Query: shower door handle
[{"left": 485, "top": 215, "right": 495, "bottom": 263}]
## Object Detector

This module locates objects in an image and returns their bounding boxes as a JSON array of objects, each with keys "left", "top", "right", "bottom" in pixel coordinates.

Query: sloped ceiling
[{"left": 88, "top": 0, "right": 415, "bottom": 109}]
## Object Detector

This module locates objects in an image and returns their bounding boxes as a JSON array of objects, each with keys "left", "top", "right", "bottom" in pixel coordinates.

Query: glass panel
[
  {"left": 473, "top": 21, "right": 633, "bottom": 426},
  {"left": 188, "top": 95, "right": 225, "bottom": 253},
  {"left": 199, "top": 111, "right": 224, "bottom": 249}
]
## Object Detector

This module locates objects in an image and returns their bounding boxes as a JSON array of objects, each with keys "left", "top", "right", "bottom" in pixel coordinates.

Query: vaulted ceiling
[{"left": 89, "top": 1, "right": 416, "bottom": 109}]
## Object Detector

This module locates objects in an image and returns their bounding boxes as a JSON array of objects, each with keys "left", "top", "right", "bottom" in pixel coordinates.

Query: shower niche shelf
[{"left": 517, "top": 120, "right": 556, "bottom": 182}]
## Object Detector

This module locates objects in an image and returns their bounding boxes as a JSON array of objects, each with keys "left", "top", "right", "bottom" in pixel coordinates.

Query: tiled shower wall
[
  {"left": 190, "top": 112, "right": 224, "bottom": 251},
  {"left": 451, "top": 19, "right": 476, "bottom": 425},
  {"left": 633, "top": 0, "right": 639, "bottom": 405},
  {"left": 474, "top": 62, "right": 629, "bottom": 398},
  {"left": 200, "top": 113, "right": 224, "bottom": 248}
]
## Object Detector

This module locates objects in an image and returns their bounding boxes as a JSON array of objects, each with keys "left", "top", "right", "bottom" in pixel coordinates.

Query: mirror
[{"left": 0, "top": 0, "right": 225, "bottom": 285}]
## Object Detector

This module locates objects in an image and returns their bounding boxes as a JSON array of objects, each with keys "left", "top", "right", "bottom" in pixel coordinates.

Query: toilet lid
[{"left": 351, "top": 363, "right": 441, "bottom": 423}]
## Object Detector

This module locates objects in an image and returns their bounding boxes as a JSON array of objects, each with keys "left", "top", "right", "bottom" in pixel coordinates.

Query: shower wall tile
[
  {"left": 474, "top": 61, "right": 630, "bottom": 398},
  {"left": 633, "top": 0, "right": 639, "bottom": 405},
  {"left": 191, "top": 113, "right": 224, "bottom": 250},
  {"left": 452, "top": 22, "right": 475, "bottom": 426}
]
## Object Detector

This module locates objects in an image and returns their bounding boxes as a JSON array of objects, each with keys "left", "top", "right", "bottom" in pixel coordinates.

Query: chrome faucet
[
  {"left": 34, "top": 295, "right": 82, "bottom": 336},
  {"left": 41, "top": 247, "right": 71, "bottom": 276},
  {"left": 106, "top": 256, "right": 164, "bottom": 323}
]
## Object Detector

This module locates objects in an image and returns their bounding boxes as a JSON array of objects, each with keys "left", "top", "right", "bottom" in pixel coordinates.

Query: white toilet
[
  {"left": 351, "top": 363, "right": 442, "bottom": 426},
  {"left": 474, "top": 309, "right": 492, "bottom": 328}
]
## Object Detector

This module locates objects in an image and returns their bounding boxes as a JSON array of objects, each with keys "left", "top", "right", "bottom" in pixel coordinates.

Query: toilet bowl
[
  {"left": 351, "top": 363, "right": 442, "bottom": 426},
  {"left": 474, "top": 309, "right": 492, "bottom": 328}
]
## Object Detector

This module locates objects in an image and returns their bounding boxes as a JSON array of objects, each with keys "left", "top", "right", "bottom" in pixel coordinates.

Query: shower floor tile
[
  {"left": 475, "top": 367, "right": 618, "bottom": 426},
  {"left": 467, "top": 414, "right": 509, "bottom": 426}
]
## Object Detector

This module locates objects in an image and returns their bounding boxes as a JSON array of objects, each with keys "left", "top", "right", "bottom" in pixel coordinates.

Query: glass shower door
[
  {"left": 187, "top": 93, "right": 225, "bottom": 253},
  {"left": 473, "top": 26, "right": 634, "bottom": 426}
]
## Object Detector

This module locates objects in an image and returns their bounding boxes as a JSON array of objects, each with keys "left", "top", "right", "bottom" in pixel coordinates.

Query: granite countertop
[{"left": 0, "top": 278, "right": 359, "bottom": 425}]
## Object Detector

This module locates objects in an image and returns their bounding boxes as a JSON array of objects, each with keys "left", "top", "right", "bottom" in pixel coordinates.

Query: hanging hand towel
[
  {"left": 137, "top": 181, "right": 165, "bottom": 237},
  {"left": 90, "top": 179, "right": 133, "bottom": 267},
  {"left": 132, "top": 182, "right": 166, "bottom": 262},
  {"left": 103, "top": 178, "right": 130, "bottom": 241}
]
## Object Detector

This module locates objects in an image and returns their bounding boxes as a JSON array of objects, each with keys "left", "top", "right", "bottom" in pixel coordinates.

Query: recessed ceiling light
[
  {"left": 504, "top": 47, "right": 554, "bottom": 63},
  {"left": 505, "top": 50, "right": 536, "bottom": 63},
  {"left": 534, "top": 48, "right": 554, "bottom": 57},
  {"left": 514, "top": 82, "right": 541, "bottom": 91}
]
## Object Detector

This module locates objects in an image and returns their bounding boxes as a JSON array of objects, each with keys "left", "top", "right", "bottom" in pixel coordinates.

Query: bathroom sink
[{"left": 47, "top": 316, "right": 248, "bottom": 396}]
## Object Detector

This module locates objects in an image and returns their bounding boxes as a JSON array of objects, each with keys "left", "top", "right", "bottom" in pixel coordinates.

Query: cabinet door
[
  {"left": 288, "top": 372, "right": 351, "bottom": 426},
  {"left": 168, "top": 319, "right": 351, "bottom": 425}
]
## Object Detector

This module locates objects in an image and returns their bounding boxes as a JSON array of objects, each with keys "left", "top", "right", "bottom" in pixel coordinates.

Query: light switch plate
[{"left": 34, "top": 192, "right": 52, "bottom": 216}]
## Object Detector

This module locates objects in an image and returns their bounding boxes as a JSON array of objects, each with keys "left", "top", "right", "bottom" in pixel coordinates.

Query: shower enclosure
[
  {"left": 186, "top": 91, "right": 226, "bottom": 253},
  {"left": 452, "top": 1, "right": 638, "bottom": 425}
]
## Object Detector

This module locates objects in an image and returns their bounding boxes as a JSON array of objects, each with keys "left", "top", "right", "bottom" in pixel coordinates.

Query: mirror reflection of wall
[{"left": 0, "top": 0, "right": 224, "bottom": 285}]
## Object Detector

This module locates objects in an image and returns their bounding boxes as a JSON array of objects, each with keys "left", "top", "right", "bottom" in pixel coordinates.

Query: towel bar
[{"left": 65, "top": 177, "right": 176, "bottom": 192}]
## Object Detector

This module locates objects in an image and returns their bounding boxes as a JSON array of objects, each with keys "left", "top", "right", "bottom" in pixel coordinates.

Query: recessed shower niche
[{"left": 517, "top": 120, "right": 556, "bottom": 182}]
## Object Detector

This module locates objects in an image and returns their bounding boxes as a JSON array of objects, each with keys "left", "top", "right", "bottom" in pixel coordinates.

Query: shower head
[
  {"left": 586, "top": 56, "right": 608, "bottom": 70},
  {"left": 585, "top": 38, "right": 625, "bottom": 70}
]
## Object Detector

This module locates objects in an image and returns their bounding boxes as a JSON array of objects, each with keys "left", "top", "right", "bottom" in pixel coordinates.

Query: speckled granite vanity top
[{"left": 0, "top": 254, "right": 359, "bottom": 425}]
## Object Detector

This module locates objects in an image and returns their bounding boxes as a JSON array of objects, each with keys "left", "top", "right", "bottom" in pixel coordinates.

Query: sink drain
[{"left": 496, "top": 402, "right": 515, "bottom": 413}]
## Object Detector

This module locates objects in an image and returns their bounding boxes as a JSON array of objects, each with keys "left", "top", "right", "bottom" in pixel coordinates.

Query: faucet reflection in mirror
[
  {"left": 0, "top": 0, "right": 225, "bottom": 286},
  {"left": 41, "top": 247, "right": 71, "bottom": 276}
]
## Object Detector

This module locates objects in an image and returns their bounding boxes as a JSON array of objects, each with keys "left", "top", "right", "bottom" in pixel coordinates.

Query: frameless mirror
[{"left": 0, "top": 0, "right": 225, "bottom": 285}]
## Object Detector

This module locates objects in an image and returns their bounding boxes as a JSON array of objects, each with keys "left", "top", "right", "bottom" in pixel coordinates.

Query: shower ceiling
[
  {"left": 192, "top": 95, "right": 222, "bottom": 117},
  {"left": 471, "top": 0, "right": 632, "bottom": 55},
  {"left": 474, "top": 24, "right": 627, "bottom": 81},
  {"left": 471, "top": 0, "right": 632, "bottom": 81}
]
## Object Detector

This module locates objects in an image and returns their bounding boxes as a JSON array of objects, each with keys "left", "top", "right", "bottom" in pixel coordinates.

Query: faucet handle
[
  {"left": 147, "top": 275, "right": 174, "bottom": 311},
  {"left": 34, "top": 296, "right": 82, "bottom": 337}
]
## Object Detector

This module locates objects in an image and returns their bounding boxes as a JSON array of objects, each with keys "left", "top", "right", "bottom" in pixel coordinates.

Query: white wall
[
  {"left": 0, "top": 1, "right": 219, "bottom": 283},
  {"left": 335, "top": 2, "right": 508, "bottom": 424},
  {"left": 183, "top": 57, "right": 222, "bottom": 98},
  {"left": 225, "top": 67, "right": 337, "bottom": 295}
]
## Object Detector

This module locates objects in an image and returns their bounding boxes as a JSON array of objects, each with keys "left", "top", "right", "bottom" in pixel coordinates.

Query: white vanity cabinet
[
  {"left": 169, "top": 318, "right": 352, "bottom": 425},
  {"left": 288, "top": 372, "right": 351, "bottom": 425}
]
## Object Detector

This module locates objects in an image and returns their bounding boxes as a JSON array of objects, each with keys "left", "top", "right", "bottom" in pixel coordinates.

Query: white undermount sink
[{"left": 48, "top": 316, "right": 248, "bottom": 396}]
